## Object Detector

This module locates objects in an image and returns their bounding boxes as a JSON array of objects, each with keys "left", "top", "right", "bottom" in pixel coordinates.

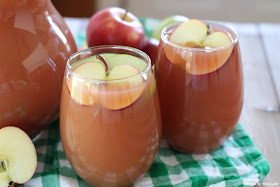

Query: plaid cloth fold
[
  {"left": 20, "top": 122, "right": 269, "bottom": 187},
  {"left": 19, "top": 18, "right": 269, "bottom": 187}
]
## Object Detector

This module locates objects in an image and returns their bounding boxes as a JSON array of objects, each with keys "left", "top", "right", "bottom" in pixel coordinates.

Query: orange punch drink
[
  {"left": 60, "top": 46, "right": 161, "bottom": 186},
  {"left": 155, "top": 19, "right": 243, "bottom": 153}
]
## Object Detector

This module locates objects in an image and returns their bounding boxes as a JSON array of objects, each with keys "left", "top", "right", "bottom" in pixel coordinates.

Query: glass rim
[
  {"left": 160, "top": 20, "right": 238, "bottom": 52},
  {"left": 66, "top": 45, "right": 151, "bottom": 83}
]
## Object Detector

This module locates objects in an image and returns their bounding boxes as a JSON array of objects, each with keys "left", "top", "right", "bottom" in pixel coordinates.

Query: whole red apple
[
  {"left": 87, "top": 7, "right": 145, "bottom": 49},
  {"left": 142, "top": 38, "right": 159, "bottom": 66}
]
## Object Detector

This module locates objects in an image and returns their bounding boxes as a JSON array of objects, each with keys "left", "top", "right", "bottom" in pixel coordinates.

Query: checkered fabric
[
  {"left": 18, "top": 18, "right": 269, "bottom": 187},
  {"left": 20, "top": 122, "right": 269, "bottom": 187}
]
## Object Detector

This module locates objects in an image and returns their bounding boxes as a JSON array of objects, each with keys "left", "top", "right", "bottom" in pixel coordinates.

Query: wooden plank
[
  {"left": 256, "top": 23, "right": 280, "bottom": 185},
  {"left": 259, "top": 23, "right": 280, "bottom": 104},
  {"left": 227, "top": 23, "right": 280, "bottom": 185}
]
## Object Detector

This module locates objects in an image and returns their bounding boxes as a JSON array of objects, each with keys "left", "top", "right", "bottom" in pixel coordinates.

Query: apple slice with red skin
[
  {"left": 106, "top": 54, "right": 147, "bottom": 72},
  {"left": 97, "top": 54, "right": 144, "bottom": 110},
  {"left": 169, "top": 19, "right": 208, "bottom": 47},
  {"left": 68, "top": 54, "right": 144, "bottom": 110},
  {"left": 185, "top": 32, "right": 233, "bottom": 75},
  {"left": 151, "top": 15, "right": 189, "bottom": 40},
  {"left": 99, "top": 64, "right": 144, "bottom": 110},
  {"left": 165, "top": 19, "right": 208, "bottom": 65},
  {"left": 165, "top": 19, "right": 233, "bottom": 75},
  {"left": 71, "top": 53, "right": 116, "bottom": 70},
  {"left": 0, "top": 126, "right": 37, "bottom": 186},
  {"left": 68, "top": 61, "right": 106, "bottom": 106}
]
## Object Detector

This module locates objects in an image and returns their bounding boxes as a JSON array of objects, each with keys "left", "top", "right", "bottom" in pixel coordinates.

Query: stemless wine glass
[
  {"left": 60, "top": 46, "right": 161, "bottom": 186},
  {"left": 155, "top": 21, "right": 243, "bottom": 153}
]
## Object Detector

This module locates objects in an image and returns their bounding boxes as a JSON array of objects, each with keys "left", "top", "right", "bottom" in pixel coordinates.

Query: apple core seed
[{"left": 0, "top": 157, "right": 10, "bottom": 172}]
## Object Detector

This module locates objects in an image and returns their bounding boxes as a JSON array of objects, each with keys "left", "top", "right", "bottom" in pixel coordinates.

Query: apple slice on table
[
  {"left": 0, "top": 173, "right": 9, "bottom": 187},
  {"left": 165, "top": 19, "right": 233, "bottom": 75},
  {"left": 0, "top": 126, "right": 37, "bottom": 186},
  {"left": 68, "top": 54, "right": 144, "bottom": 110}
]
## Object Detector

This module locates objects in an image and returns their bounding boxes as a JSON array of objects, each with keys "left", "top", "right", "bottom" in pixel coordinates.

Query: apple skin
[
  {"left": 87, "top": 7, "right": 145, "bottom": 49},
  {"left": 142, "top": 38, "right": 159, "bottom": 66}
]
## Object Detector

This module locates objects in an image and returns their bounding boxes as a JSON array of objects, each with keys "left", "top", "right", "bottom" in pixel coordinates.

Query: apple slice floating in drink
[
  {"left": 203, "top": 32, "right": 233, "bottom": 47},
  {"left": 68, "top": 54, "right": 144, "bottom": 110},
  {"left": 68, "top": 61, "right": 106, "bottom": 106},
  {"left": 100, "top": 64, "right": 144, "bottom": 110},
  {"left": 165, "top": 19, "right": 208, "bottom": 65},
  {"left": 190, "top": 31, "right": 234, "bottom": 75},
  {"left": 165, "top": 19, "right": 233, "bottom": 75},
  {"left": 0, "top": 127, "right": 37, "bottom": 186},
  {"left": 106, "top": 54, "right": 147, "bottom": 71},
  {"left": 151, "top": 15, "right": 189, "bottom": 40},
  {"left": 169, "top": 19, "right": 208, "bottom": 47},
  {"left": 71, "top": 53, "right": 115, "bottom": 70}
]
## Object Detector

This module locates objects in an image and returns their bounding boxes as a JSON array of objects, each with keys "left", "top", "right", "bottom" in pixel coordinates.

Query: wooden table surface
[{"left": 65, "top": 18, "right": 280, "bottom": 185}]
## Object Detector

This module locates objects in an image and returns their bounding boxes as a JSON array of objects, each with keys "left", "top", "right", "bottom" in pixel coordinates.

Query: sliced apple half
[
  {"left": 74, "top": 61, "right": 107, "bottom": 79},
  {"left": 165, "top": 19, "right": 233, "bottom": 75},
  {"left": 68, "top": 61, "right": 106, "bottom": 106},
  {"left": 203, "top": 32, "right": 232, "bottom": 48},
  {"left": 68, "top": 54, "right": 145, "bottom": 109},
  {"left": 0, "top": 126, "right": 37, "bottom": 186},
  {"left": 106, "top": 54, "right": 147, "bottom": 71},
  {"left": 71, "top": 53, "right": 116, "bottom": 70},
  {"left": 185, "top": 31, "right": 233, "bottom": 75},
  {"left": 165, "top": 19, "right": 208, "bottom": 64},
  {"left": 0, "top": 173, "right": 9, "bottom": 187},
  {"left": 169, "top": 19, "right": 208, "bottom": 47},
  {"left": 151, "top": 15, "right": 189, "bottom": 40},
  {"left": 100, "top": 64, "right": 144, "bottom": 110}
]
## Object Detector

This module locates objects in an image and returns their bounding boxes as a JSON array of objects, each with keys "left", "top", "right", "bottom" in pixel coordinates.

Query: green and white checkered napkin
[
  {"left": 20, "top": 121, "right": 269, "bottom": 187},
  {"left": 19, "top": 18, "right": 269, "bottom": 187}
]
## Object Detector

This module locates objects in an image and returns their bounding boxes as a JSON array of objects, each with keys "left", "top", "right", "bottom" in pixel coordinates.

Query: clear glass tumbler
[
  {"left": 155, "top": 22, "right": 243, "bottom": 153},
  {"left": 60, "top": 46, "right": 161, "bottom": 186}
]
